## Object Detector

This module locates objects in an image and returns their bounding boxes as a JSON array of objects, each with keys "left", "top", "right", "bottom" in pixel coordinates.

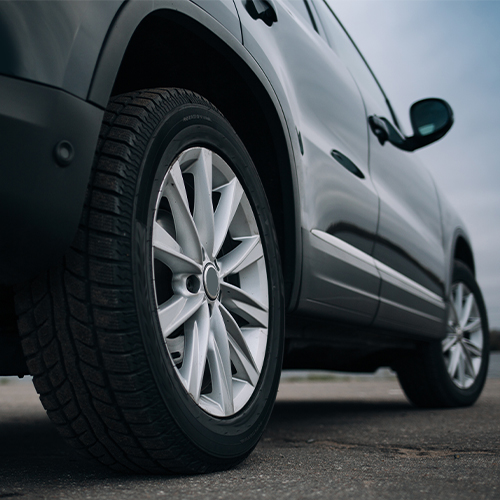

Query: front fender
[{"left": 0, "top": 0, "right": 125, "bottom": 98}]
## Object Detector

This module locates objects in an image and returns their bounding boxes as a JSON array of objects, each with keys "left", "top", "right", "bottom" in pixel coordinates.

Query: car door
[
  {"left": 234, "top": 0, "right": 381, "bottom": 324},
  {"left": 369, "top": 127, "right": 447, "bottom": 336},
  {"left": 314, "top": 0, "right": 447, "bottom": 336}
]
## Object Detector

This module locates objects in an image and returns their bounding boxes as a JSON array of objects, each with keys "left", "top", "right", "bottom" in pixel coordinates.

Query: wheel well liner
[
  {"left": 454, "top": 236, "right": 475, "bottom": 276},
  {"left": 90, "top": 8, "right": 298, "bottom": 305}
]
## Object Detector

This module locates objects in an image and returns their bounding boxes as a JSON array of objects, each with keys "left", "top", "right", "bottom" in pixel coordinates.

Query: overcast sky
[{"left": 329, "top": 0, "right": 500, "bottom": 328}]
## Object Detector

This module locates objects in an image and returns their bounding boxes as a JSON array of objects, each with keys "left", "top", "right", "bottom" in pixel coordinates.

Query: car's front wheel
[{"left": 16, "top": 88, "right": 284, "bottom": 473}]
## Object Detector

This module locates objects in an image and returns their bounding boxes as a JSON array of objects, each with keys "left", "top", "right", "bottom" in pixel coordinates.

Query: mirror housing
[
  {"left": 370, "top": 98, "right": 454, "bottom": 152},
  {"left": 408, "top": 98, "right": 454, "bottom": 150}
]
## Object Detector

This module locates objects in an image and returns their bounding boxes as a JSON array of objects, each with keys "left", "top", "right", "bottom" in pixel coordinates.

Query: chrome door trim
[
  {"left": 311, "top": 229, "right": 377, "bottom": 274},
  {"left": 311, "top": 229, "right": 445, "bottom": 310},
  {"left": 375, "top": 260, "right": 444, "bottom": 310}
]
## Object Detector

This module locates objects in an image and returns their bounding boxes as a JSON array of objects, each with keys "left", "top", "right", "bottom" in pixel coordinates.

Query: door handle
[
  {"left": 245, "top": 0, "right": 278, "bottom": 26},
  {"left": 330, "top": 150, "right": 365, "bottom": 179},
  {"left": 368, "top": 115, "right": 389, "bottom": 146}
]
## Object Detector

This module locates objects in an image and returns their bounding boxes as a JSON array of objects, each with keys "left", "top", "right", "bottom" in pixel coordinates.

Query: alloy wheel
[
  {"left": 442, "top": 282, "right": 484, "bottom": 389},
  {"left": 152, "top": 147, "right": 269, "bottom": 416}
]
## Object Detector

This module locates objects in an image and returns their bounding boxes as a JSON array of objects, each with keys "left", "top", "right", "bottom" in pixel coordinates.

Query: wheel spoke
[
  {"left": 463, "top": 317, "right": 481, "bottom": 333},
  {"left": 447, "top": 344, "right": 461, "bottom": 379},
  {"left": 158, "top": 294, "right": 204, "bottom": 339},
  {"left": 460, "top": 292, "right": 474, "bottom": 328},
  {"left": 219, "top": 303, "right": 259, "bottom": 373},
  {"left": 228, "top": 334, "right": 260, "bottom": 387},
  {"left": 179, "top": 302, "right": 210, "bottom": 403},
  {"left": 219, "top": 236, "right": 262, "bottom": 278},
  {"left": 457, "top": 346, "right": 466, "bottom": 387},
  {"left": 213, "top": 178, "right": 244, "bottom": 257},
  {"left": 462, "top": 337, "right": 482, "bottom": 358},
  {"left": 232, "top": 239, "right": 264, "bottom": 275},
  {"left": 442, "top": 334, "right": 457, "bottom": 353},
  {"left": 461, "top": 341, "right": 477, "bottom": 378},
  {"left": 163, "top": 161, "right": 203, "bottom": 263},
  {"left": 207, "top": 303, "right": 234, "bottom": 415},
  {"left": 153, "top": 222, "right": 202, "bottom": 274},
  {"left": 188, "top": 149, "right": 215, "bottom": 256},
  {"left": 220, "top": 282, "right": 268, "bottom": 328},
  {"left": 449, "top": 300, "right": 460, "bottom": 325}
]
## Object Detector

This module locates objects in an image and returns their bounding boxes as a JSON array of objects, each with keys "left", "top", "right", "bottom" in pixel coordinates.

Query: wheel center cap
[{"left": 204, "top": 265, "right": 220, "bottom": 300}]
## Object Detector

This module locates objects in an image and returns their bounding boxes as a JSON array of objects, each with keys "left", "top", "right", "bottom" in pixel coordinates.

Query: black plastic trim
[{"left": 0, "top": 75, "right": 104, "bottom": 284}]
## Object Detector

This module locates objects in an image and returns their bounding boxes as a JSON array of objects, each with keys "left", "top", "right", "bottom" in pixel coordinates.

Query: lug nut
[{"left": 186, "top": 275, "right": 200, "bottom": 294}]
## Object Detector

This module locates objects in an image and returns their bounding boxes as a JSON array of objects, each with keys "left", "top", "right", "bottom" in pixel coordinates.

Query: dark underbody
[{"left": 1, "top": 284, "right": 418, "bottom": 378}]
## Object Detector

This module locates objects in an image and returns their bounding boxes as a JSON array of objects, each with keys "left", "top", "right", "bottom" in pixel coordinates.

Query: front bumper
[{"left": 0, "top": 75, "right": 104, "bottom": 284}]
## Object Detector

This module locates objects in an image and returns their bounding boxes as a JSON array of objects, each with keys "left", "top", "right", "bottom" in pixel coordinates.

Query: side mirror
[
  {"left": 408, "top": 98, "right": 454, "bottom": 149},
  {"left": 369, "top": 98, "right": 454, "bottom": 152}
]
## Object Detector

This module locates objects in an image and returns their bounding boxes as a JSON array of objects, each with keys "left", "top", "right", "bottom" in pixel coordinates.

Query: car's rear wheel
[
  {"left": 16, "top": 88, "right": 284, "bottom": 473},
  {"left": 396, "top": 260, "right": 489, "bottom": 408}
]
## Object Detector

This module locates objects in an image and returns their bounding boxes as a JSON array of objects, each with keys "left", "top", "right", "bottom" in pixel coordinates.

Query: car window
[
  {"left": 283, "top": 0, "right": 318, "bottom": 32},
  {"left": 312, "top": 0, "right": 394, "bottom": 122}
]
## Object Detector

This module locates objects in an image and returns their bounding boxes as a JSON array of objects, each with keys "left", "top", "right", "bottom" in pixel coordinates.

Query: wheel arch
[
  {"left": 87, "top": 2, "right": 301, "bottom": 307},
  {"left": 453, "top": 234, "right": 476, "bottom": 276},
  {"left": 445, "top": 228, "right": 476, "bottom": 300}
]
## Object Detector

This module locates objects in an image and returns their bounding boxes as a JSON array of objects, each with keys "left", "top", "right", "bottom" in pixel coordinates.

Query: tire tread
[{"left": 16, "top": 89, "right": 245, "bottom": 474}]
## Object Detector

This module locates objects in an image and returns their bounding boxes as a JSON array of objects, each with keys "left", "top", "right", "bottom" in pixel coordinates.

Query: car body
[{"left": 0, "top": 0, "right": 489, "bottom": 474}]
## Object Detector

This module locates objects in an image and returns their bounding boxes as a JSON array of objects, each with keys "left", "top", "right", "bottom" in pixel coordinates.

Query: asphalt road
[{"left": 1, "top": 355, "right": 499, "bottom": 500}]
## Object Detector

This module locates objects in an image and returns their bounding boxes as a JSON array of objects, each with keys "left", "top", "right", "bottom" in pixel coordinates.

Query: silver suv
[{"left": 0, "top": 0, "right": 489, "bottom": 474}]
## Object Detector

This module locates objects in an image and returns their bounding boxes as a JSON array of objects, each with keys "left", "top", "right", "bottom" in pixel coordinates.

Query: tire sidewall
[{"left": 130, "top": 101, "right": 284, "bottom": 459}]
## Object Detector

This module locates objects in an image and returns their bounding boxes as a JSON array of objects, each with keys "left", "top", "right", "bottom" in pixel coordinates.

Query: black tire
[
  {"left": 396, "top": 260, "right": 489, "bottom": 408},
  {"left": 16, "top": 88, "right": 284, "bottom": 474}
]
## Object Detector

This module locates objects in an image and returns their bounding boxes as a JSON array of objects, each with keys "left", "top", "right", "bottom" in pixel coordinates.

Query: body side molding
[{"left": 311, "top": 229, "right": 445, "bottom": 312}]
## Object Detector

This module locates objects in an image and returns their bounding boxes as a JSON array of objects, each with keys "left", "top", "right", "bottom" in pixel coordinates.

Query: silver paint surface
[{"left": 1, "top": 0, "right": 474, "bottom": 339}]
